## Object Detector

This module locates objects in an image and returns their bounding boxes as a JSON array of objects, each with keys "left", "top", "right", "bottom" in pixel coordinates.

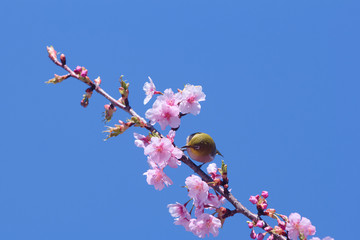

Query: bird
[{"left": 182, "top": 132, "right": 223, "bottom": 164}]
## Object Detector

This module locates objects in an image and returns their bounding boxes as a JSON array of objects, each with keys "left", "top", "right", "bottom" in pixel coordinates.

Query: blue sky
[{"left": 1, "top": 0, "right": 359, "bottom": 239}]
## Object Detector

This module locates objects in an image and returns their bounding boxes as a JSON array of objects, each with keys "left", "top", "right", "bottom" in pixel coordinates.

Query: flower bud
[
  {"left": 94, "top": 77, "right": 101, "bottom": 86},
  {"left": 257, "top": 233, "right": 265, "bottom": 240},
  {"left": 247, "top": 221, "right": 254, "bottom": 228},
  {"left": 214, "top": 178, "right": 221, "bottom": 186},
  {"left": 278, "top": 221, "right": 286, "bottom": 230},
  {"left": 249, "top": 196, "right": 258, "bottom": 204},
  {"left": 272, "top": 226, "right": 285, "bottom": 235},
  {"left": 60, "top": 54, "right": 66, "bottom": 65},
  {"left": 104, "top": 104, "right": 117, "bottom": 122},
  {"left": 260, "top": 202, "right": 268, "bottom": 210},
  {"left": 74, "top": 66, "right": 82, "bottom": 74},
  {"left": 80, "top": 98, "right": 89, "bottom": 108},
  {"left": 264, "top": 226, "right": 273, "bottom": 232},
  {"left": 278, "top": 214, "right": 288, "bottom": 222},
  {"left": 267, "top": 234, "right": 274, "bottom": 240},
  {"left": 256, "top": 220, "right": 264, "bottom": 228},
  {"left": 250, "top": 229, "right": 256, "bottom": 239},
  {"left": 47, "top": 46, "right": 57, "bottom": 61},
  {"left": 261, "top": 191, "right": 269, "bottom": 199},
  {"left": 81, "top": 69, "right": 88, "bottom": 77},
  {"left": 264, "top": 209, "right": 276, "bottom": 218}
]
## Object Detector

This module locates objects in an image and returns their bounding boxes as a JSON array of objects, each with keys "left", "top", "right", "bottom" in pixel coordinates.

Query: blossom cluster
[
  {"left": 247, "top": 191, "right": 330, "bottom": 240},
  {"left": 143, "top": 78, "right": 206, "bottom": 130},
  {"left": 134, "top": 132, "right": 183, "bottom": 190},
  {"left": 168, "top": 167, "right": 226, "bottom": 238}
]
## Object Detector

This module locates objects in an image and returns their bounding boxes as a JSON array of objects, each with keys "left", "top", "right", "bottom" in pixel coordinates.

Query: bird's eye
[{"left": 194, "top": 145, "right": 200, "bottom": 150}]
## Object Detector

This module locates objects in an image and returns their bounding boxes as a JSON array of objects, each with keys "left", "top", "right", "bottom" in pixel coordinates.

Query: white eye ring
[{"left": 193, "top": 145, "right": 200, "bottom": 150}]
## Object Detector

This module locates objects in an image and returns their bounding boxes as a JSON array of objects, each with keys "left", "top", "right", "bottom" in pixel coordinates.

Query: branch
[{"left": 47, "top": 48, "right": 287, "bottom": 240}]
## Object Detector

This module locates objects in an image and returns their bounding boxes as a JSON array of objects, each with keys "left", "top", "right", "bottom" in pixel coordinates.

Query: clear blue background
[{"left": 0, "top": 1, "right": 358, "bottom": 239}]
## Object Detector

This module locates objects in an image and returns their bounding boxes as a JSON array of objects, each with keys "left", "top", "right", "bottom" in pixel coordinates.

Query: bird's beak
[{"left": 181, "top": 146, "right": 189, "bottom": 151}]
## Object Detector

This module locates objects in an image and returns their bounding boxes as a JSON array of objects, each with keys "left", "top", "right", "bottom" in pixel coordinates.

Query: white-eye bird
[{"left": 182, "top": 132, "right": 223, "bottom": 163}]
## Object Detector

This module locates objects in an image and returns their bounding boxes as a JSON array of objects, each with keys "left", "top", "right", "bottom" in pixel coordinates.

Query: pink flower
[
  {"left": 207, "top": 163, "right": 221, "bottom": 180},
  {"left": 133, "top": 132, "right": 151, "bottom": 148},
  {"left": 145, "top": 101, "right": 181, "bottom": 130},
  {"left": 185, "top": 175, "right": 209, "bottom": 204},
  {"left": 168, "top": 202, "right": 191, "bottom": 219},
  {"left": 168, "top": 202, "right": 191, "bottom": 229},
  {"left": 166, "top": 129, "right": 176, "bottom": 143},
  {"left": 194, "top": 203, "right": 205, "bottom": 217},
  {"left": 167, "top": 147, "right": 183, "bottom": 168},
  {"left": 286, "top": 213, "right": 316, "bottom": 240},
  {"left": 248, "top": 221, "right": 254, "bottom": 228},
  {"left": 205, "top": 192, "right": 222, "bottom": 208},
  {"left": 154, "top": 88, "right": 181, "bottom": 107},
  {"left": 143, "top": 76, "right": 156, "bottom": 105},
  {"left": 178, "top": 84, "right": 206, "bottom": 115},
  {"left": 189, "top": 213, "right": 221, "bottom": 238},
  {"left": 144, "top": 137, "right": 173, "bottom": 168},
  {"left": 299, "top": 217, "right": 316, "bottom": 237},
  {"left": 143, "top": 167, "right": 172, "bottom": 190}
]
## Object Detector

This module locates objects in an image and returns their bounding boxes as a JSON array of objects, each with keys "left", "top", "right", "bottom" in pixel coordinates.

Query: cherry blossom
[
  {"left": 166, "top": 129, "right": 176, "bottom": 143},
  {"left": 205, "top": 192, "right": 223, "bottom": 209},
  {"left": 286, "top": 213, "right": 316, "bottom": 240},
  {"left": 133, "top": 132, "right": 151, "bottom": 148},
  {"left": 143, "top": 136, "right": 183, "bottom": 168},
  {"left": 167, "top": 202, "right": 191, "bottom": 230},
  {"left": 154, "top": 88, "right": 180, "bottom": 107},
  {"left": 144, "top": 137, "right": 173, "bottom": 168},
  {"left": 167, "top": 147, "right": 183, "bottom": 168},
  {"left": 189, "top": 213, "right": 221, "bottom": 238},
  {"left": 143, "top": 76, "right": 156, "bottom": 105},
  {"left": 206, "top": 163, "right": 221, "bottom": 180},
  {"left": 185, "top": 175, "right": 209, "bottom": 204},
  {"left": 178, "top": 84, "right": 206, "bottom": 115},
  {"left": 143, "top": 167, "right": 172, "bottom": 191},
  {"left": 145, "top": 100, "right": 181, "bottom": 130}
]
